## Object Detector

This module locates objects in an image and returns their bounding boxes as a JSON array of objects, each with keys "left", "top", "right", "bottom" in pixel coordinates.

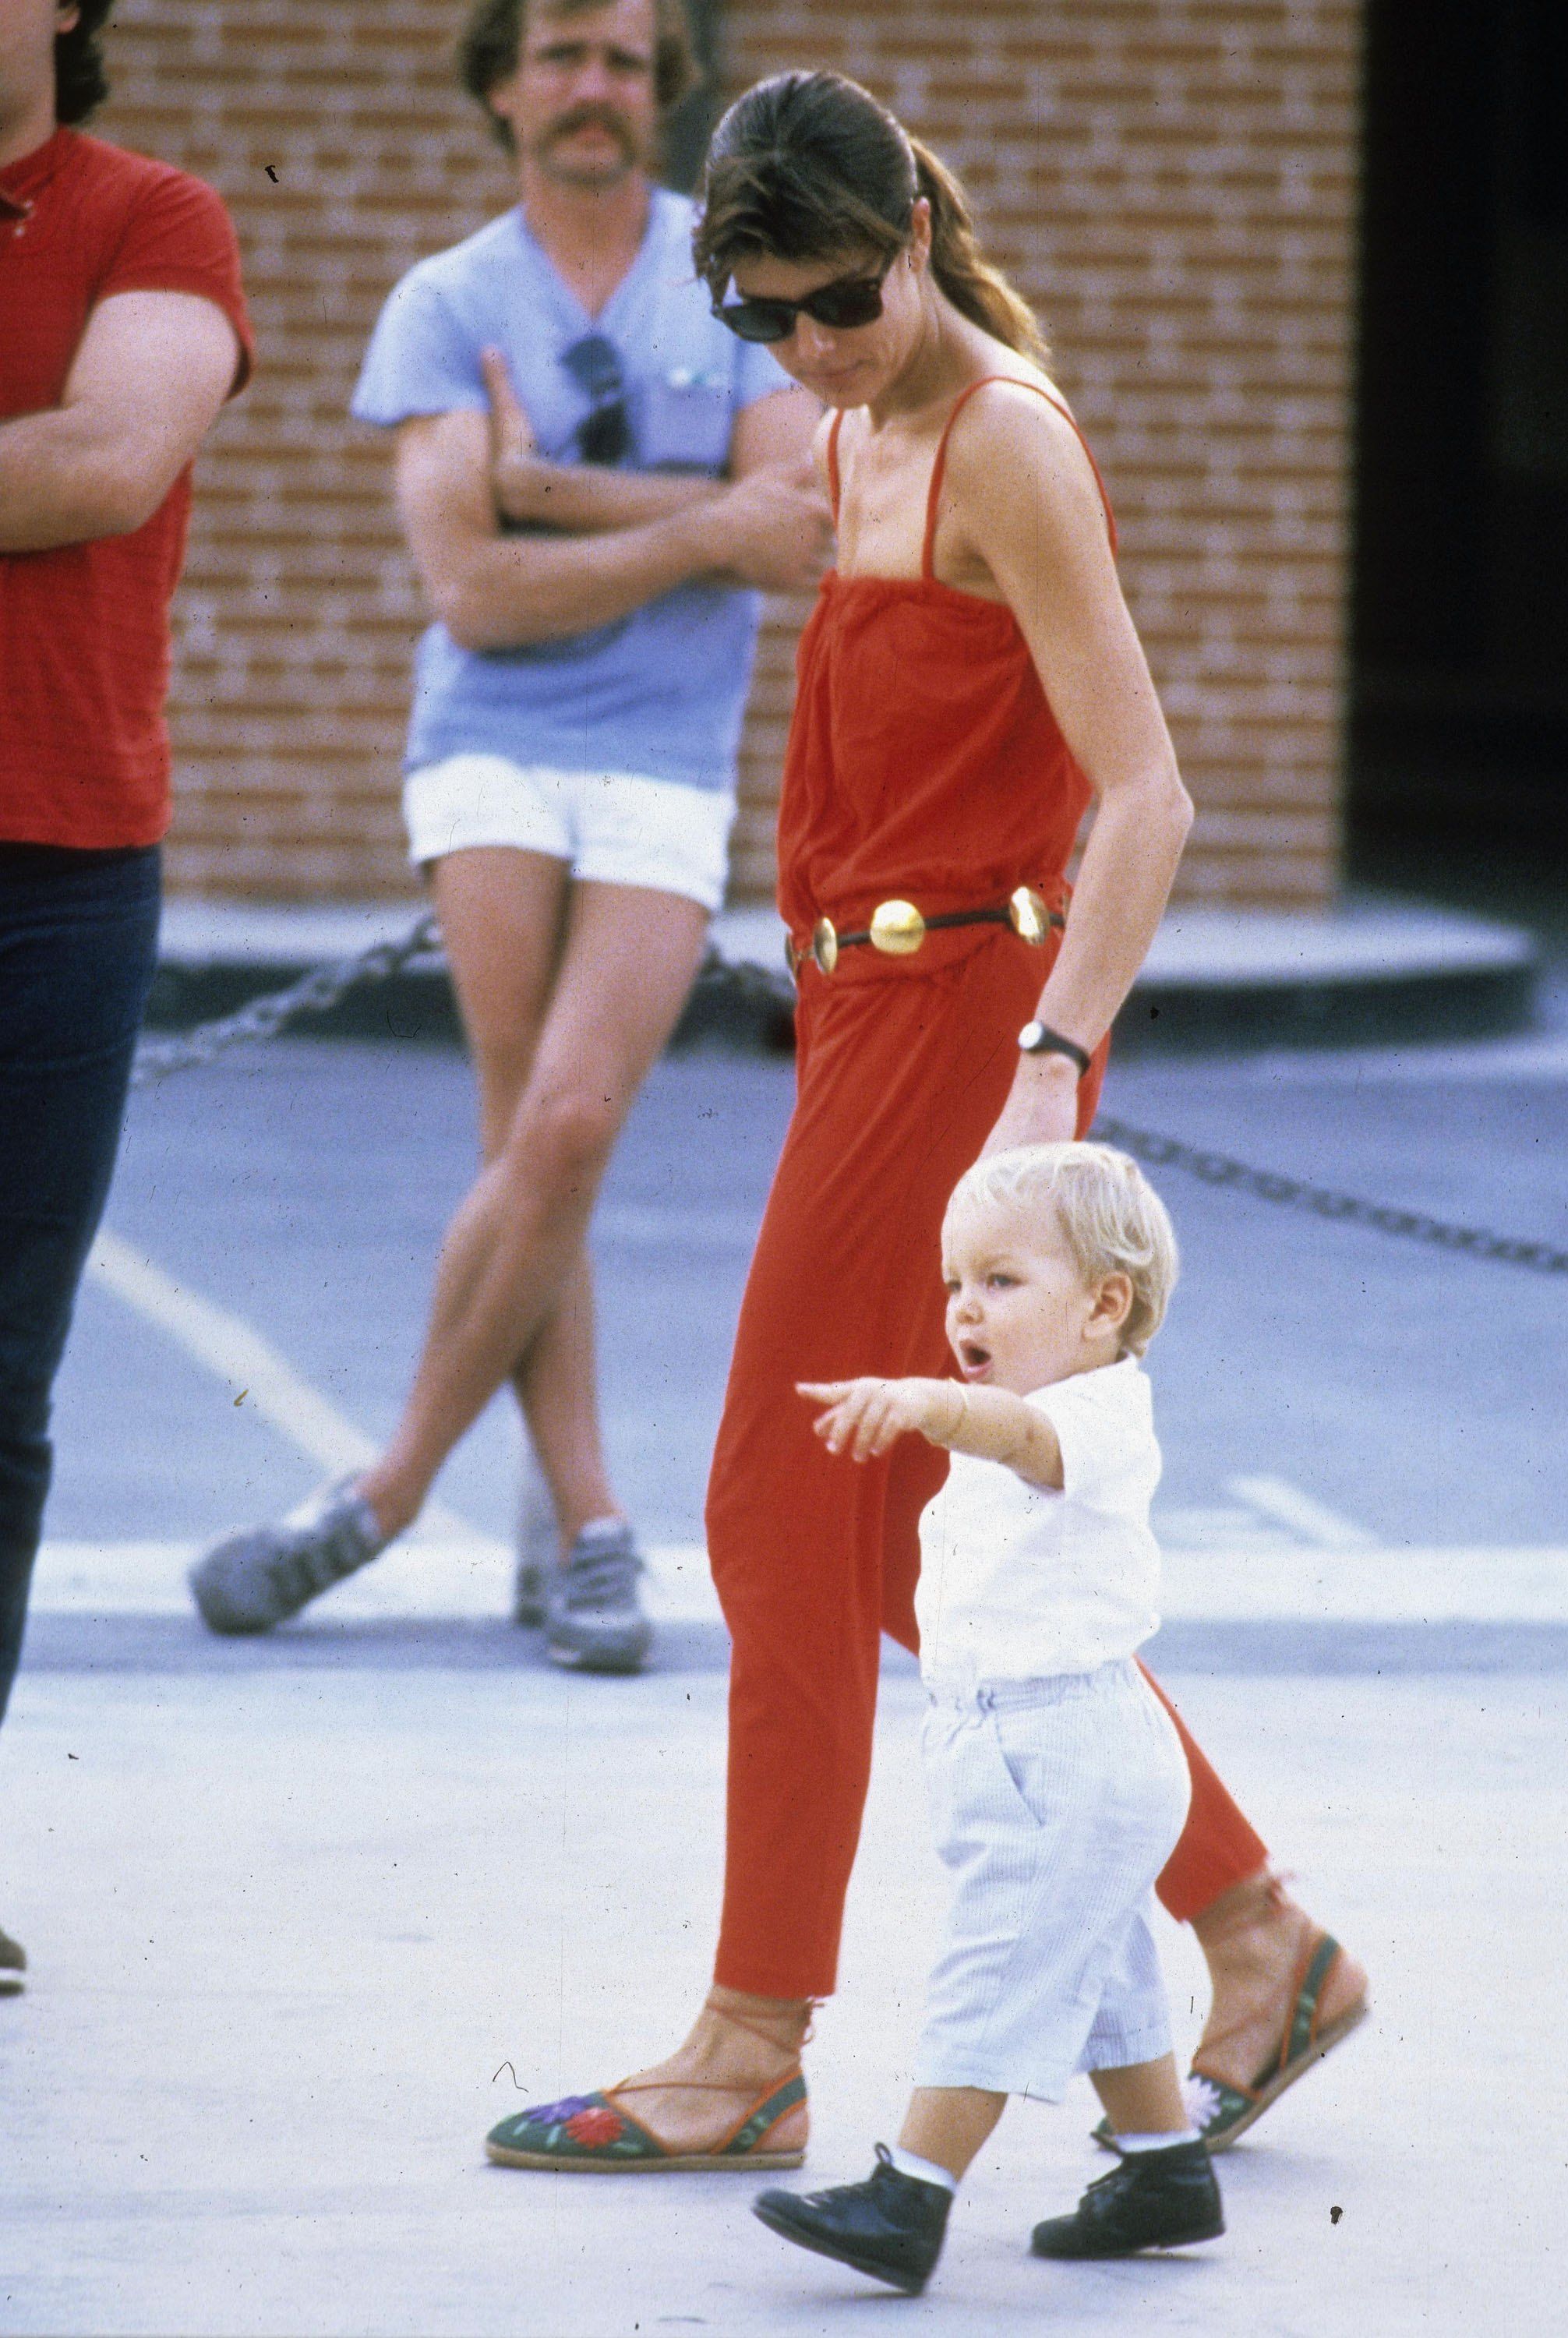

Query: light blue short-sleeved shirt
[{"left": 352, "top": 189, "right": 791, "bottom": 793}]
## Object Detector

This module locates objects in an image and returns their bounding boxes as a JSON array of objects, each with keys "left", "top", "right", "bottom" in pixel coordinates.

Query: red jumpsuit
[{"left": 706, "top": 383, "right": 1266, "bottom": 2001}]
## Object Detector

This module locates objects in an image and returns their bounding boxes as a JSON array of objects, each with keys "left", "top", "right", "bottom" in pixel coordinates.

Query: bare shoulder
[{"left": 940, "top": 375, "right": 1106, "bottom": 540}]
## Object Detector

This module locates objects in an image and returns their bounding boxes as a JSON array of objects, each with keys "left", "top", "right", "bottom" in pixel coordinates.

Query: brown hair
[
  {"left": 457, "top": 0, "right": 701, "bottom": 147},
  {"left": 693, "top": 72, "right": 1045, "bottom": 363}
]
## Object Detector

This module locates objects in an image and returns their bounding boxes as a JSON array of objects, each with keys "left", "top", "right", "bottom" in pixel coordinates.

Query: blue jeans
[{"left": 0, "top": 843, "right": 161, "bottom": 1723}]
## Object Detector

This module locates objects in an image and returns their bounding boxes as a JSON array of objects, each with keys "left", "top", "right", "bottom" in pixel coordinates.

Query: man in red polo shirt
[{"left": 0, "top": 0, "right": 253, "bottom": 1991}]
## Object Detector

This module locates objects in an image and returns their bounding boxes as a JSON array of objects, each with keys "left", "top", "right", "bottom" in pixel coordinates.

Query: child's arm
[{"left": 797, "top": 1378, "right": 1065, "bottom": 1491}]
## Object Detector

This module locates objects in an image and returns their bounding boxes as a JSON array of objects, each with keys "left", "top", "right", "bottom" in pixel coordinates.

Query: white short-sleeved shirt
[{"left": 915, "top": 1358, "right": 1163, "bottom": 1690}]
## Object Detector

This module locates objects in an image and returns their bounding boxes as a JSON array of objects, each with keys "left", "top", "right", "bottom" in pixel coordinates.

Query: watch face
[{"left": 1019, "top": 1021, "right": 1044, "bottom": 1050}]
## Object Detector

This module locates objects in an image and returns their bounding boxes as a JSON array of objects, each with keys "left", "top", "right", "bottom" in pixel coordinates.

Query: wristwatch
[{"left": 1018, "top": 1020, "right": 1092, "bottom": 1077}]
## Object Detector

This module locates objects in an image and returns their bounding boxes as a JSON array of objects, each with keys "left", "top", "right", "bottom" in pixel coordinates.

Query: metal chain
[
  {"left": 132, "top": 918, "right": 1567, "bottom": 1276},
  {"left": 129, "top": 913, "right": 447, "bottom": 1086},
  {"left": 1093, "top": 1114, "right": 1568, "bottom": 1277},
  {"left": 130, "top": 916, "right": 793, "bottom": 1088}
]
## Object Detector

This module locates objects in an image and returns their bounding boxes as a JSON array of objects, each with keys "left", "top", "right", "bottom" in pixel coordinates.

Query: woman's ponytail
[
  {"left": 696, "top": 73, "right": 1048, "bottom": 366},
  {"left": 909, "top": 137, "right": 1047, "bottom": 363}
]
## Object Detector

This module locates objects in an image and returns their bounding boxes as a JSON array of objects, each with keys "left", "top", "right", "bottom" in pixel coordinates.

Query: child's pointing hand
[{"left": 798, "top": 1377, "right": 962, "bottom": 1462}]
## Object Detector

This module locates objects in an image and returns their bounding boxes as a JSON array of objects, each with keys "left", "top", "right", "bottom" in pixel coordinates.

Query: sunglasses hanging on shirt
[
  {"left": 712, "top": 258, "right": 897, "bottom": 344},
  {"left": 561, "top": 331, "right": 631, "bottom": 464}
]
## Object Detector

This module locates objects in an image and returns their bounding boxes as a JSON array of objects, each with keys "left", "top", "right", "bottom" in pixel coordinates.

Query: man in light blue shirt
[{"left": 191, "top": 0, "right": 826, "bottom": 1670}]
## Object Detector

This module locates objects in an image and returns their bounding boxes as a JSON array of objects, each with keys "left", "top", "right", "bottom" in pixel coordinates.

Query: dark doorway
[{"left": 1351, "top": 0, "right": 1568, "bottom": 878}]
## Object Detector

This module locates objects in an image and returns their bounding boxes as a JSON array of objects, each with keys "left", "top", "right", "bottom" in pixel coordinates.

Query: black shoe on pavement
[
  {"left": 1030, "top": 2140, "right": 1223, "bottom": 2259},
  {"left": 754, "top": 2145, "right": 952, "bottom": 2295},
  {"left": 0, "top": 1923, "right": 25, "bottom": 1995}
]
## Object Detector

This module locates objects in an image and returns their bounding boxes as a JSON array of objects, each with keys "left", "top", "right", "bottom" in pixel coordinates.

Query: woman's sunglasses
[{"left": 712, "top": 260, "right": 895, "bottom": 344}]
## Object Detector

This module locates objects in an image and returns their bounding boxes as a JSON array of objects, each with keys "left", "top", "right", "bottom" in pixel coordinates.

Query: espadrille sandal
[
  {"left": 486, "top": 1997, "right": 811, "bottom": 2173},
  {"left": 486, "top": 2068, "right": 807, "bottom": 2172},
  {"left": 1094, "top": 1930, "right": 1368, "bottom": 2155}
]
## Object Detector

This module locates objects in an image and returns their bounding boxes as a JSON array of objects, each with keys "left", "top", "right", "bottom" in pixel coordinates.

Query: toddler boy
[{"left": 757, "top": 1141, "right": 1222, "bottom": 2294}]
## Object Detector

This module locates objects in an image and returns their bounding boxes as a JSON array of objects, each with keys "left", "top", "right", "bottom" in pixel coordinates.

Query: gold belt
[{"left": 787, "top": 886, "right": 1062, "bottom": 978}]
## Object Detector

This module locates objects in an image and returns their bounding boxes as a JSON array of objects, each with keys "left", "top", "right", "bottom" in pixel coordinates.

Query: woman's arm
[
  {"left": 798, "top": 1377, "right": 1065, "bottom": 1490},
  {"left": 942, "top": 385, "right": 1195, "bottom": 1149}
]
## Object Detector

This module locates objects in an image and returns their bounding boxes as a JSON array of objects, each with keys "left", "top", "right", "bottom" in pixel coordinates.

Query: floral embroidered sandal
[
  {"left": 1094, "top": 1930, "right": 1368, "bottom": 2156},
  {"left": 486, "top": 2001, "right": 810, "bottom": 2174}
]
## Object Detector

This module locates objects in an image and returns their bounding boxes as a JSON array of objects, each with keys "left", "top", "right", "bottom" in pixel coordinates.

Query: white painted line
[
  {"left": 1227, "top": 1474, "right": 1379, "bottom": 1550},
  {"left": 30, "top": 1539, "right": 725, "bottom": 1625},
  {"left": 30, "top": 1538, "right": 1568, "bottom": 1629},
  {"left": 85, "top": 1230, "right": 488, "bottom": 1548}
]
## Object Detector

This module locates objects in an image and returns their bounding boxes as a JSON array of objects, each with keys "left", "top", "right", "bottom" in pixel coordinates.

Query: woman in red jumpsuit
[{"left": 486, "top": 70, "right": 1366, "bottom": 2177}]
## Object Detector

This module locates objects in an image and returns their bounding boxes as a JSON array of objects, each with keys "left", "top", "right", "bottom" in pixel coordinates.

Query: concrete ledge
[
  {"left": 1116, "top": 899, "right": 1538, "bottom": 1055},
  {"left": 147, "top": 891, "right": 1539, "bottom": 1055}
]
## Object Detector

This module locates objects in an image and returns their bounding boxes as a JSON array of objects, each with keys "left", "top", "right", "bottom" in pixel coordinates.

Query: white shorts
[
  {"left": 914, "top": 1660, "right": 1191, "bottom": 2100},
  {"left": 403, "top": 753, "right": 736, "bottom": 914}
]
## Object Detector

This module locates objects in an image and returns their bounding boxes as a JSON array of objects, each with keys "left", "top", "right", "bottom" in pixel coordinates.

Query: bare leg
[
  {"left": 1191, "top": 1871, "right": 1368, "bottom": 2089},
  {"left": 1089, "top": 2054, "right": 1188, "bottom": 2135},
  {"left": 433, "top": 850, "right": 618, "bottom": 1545},
  {"left": 610, "top": 1988, "right": 814, "bottom": 2158},
  {"left": 510, "top": 1256, "right": 615, "bottom": 1548},
  {"left": 357, "top": 874, "right": 709, "bottom": 1539},
  {"left": 898, "top": 2089, "right": 1005, "bottom": 2183}
]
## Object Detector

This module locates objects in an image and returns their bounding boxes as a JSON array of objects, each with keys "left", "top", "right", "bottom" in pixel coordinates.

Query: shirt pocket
[{"left": 634, "top": 376, "right": 732, "bottom": 472}]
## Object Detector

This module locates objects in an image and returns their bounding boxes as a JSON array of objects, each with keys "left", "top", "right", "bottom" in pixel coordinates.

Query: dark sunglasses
[
  {"left": 712, "top": 260, "right": 895, "bottom": 344},
  {"left": 561, "top": 331, "right": 631, "bottom": 465}
]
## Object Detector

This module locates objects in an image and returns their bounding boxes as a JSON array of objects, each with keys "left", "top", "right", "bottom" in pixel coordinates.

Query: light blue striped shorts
[{"left": 915, "top": 1658, "right": 1192, "bottom": 2100}]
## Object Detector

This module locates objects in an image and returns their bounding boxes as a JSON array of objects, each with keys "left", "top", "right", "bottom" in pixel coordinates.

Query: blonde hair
[{"left": 943, "top": 1143, "right": 1179, "bottom": 1358}]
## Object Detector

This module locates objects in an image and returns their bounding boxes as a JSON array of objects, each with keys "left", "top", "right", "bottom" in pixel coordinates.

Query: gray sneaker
[
  {"left": 189, "top": 1478, "right": 388, "bottom": 1635},
  {"left": 546, "top": 1519, "right": 653, "bottom": 1674},
  {"left": 0, "top": 1923, "right": 25, "bottom": 1996}
]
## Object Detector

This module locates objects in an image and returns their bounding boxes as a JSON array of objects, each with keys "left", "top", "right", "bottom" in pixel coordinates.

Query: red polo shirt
[{"left": 0, "top": 128, "right": 253, "bottom": 849}]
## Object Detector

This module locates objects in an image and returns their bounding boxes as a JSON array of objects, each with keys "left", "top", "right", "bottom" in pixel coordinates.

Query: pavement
[{"left": 5, "top": 1000, "right": 1568, "bottom": 2333}]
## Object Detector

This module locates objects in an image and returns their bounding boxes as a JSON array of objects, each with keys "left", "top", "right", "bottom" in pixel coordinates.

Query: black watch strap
[{"left": 1018, "top": 1019, "right": 1092, "bottom": 1076}]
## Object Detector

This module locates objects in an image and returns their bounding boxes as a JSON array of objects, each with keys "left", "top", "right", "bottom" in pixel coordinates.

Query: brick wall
[{"left": 97, "top": 0, "right": 1359, "bottom": 906}]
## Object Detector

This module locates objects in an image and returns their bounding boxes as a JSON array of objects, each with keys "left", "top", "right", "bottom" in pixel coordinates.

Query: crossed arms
[
  {"left": 0, "top": 290, "right": 241, "bottom": 553},
  {"left": 393, "top": 358, "right": 828, "bottom": 652}
]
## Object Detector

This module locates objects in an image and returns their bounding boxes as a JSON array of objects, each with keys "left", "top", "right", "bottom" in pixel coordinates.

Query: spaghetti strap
[
  {"left": 825, "top": 410, "right": 845, "bottom": 523},
  {"left": 920, "top": 376, "right": 1118, "bottom": 577}
]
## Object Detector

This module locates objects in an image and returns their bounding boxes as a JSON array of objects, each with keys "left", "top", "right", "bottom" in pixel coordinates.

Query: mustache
[{"left": 538, "top": 103, "right": 640, "bottom": 159}]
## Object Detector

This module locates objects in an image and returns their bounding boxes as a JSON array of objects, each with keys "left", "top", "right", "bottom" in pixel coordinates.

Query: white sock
[
  {"left": 888, "top": 2146, "right": 958, "bottom": 2194},
  {"left": 1114, "top": 2128, "right": 1202, "bottom": 2153}
]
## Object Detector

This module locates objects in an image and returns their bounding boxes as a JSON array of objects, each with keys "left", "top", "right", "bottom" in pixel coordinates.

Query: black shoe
[
  {"left": 1030, "top": 2140, "right": 1223, "bottom": 2259},
  {"left": 0, "top": 1923, "right": 25, "bottom": 1996},
  {"left": 754, "top": 2145, "right": 952, "bottom": 2295}
]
